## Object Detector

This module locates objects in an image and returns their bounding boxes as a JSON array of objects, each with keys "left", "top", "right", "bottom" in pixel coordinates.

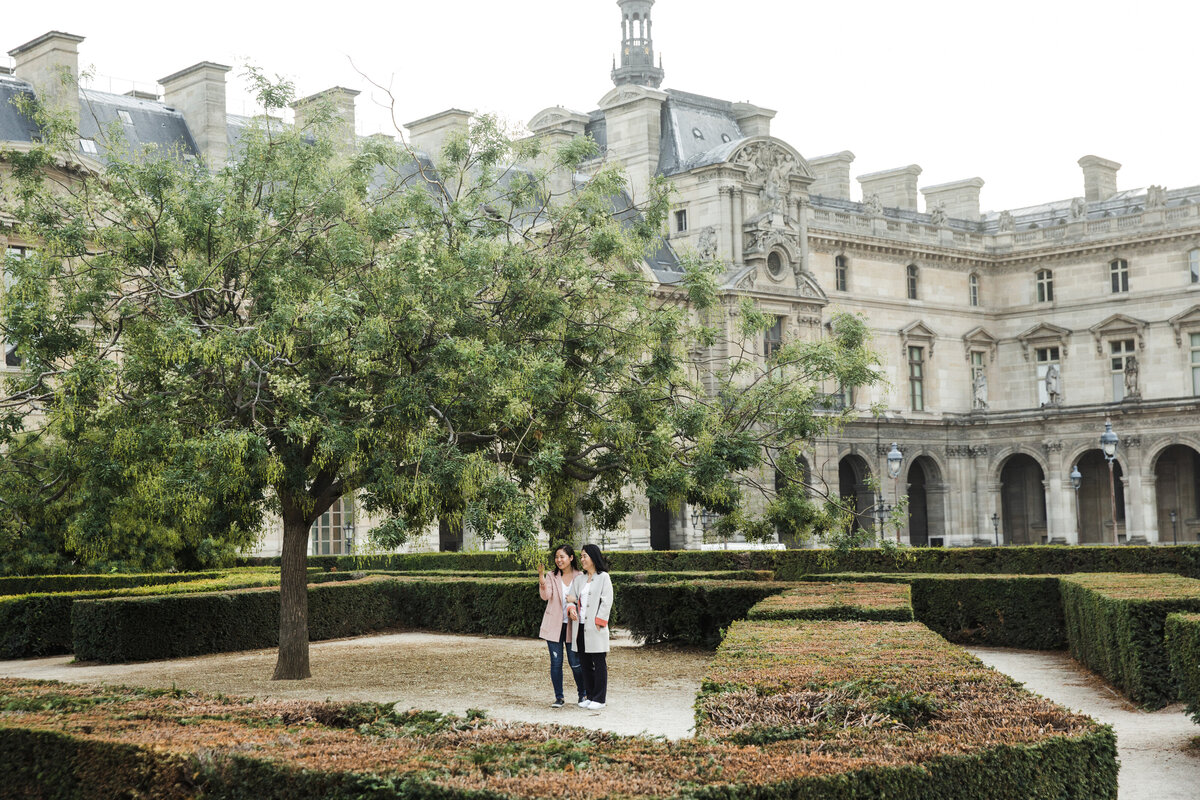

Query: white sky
[{"left": 5, "top": 0, "right": 1198, "bottom": 212}]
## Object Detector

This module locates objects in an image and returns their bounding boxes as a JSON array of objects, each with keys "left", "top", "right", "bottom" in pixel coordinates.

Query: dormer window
[
  {"left": 692, "top": 127, "right": 704, "bottom": 140},
  {"left": 720, "top": 133, "right": 731, "bottom": 143},
  {"left": 117, "top": 109, "right": 133, "bottom": 125},
  {"left": 79, "top": 138, "right": 98, "bottom": 155}
]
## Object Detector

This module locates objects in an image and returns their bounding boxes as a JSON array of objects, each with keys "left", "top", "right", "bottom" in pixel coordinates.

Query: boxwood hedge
[
  {"left": 747, "top": 581, "right": 913, "bottom": 622},
  {"left": 909, "top": 575, "right": 1065, "bottom": 649},
  {"left": 1165, "top": 612, "right": 1200, "bottom": 724}
]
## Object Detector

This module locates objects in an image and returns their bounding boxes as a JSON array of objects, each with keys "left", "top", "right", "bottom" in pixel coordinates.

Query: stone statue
[
  {"left": 972, "top": 369, "right": 988, "bottom": 410},
  {"left": 1146, "top": 185, "right": 1167, "bottom": 209},
  {"left": 998, "top": 211, "right": 1014, "bottom": 232},
  {"left": 930, "top": 203, "right": 947, "bottom": 227},
  {"left": 1069, "top": 197, "right": 1087, "bottom": 221},
  {"left": 1044, "top": 363, "right": 1061, "bottom": 406},
  {"left": 697, "top": 226, "right": 718, "bottom": 260},
  {"left": 864, "top": 193, "right": 883, "bottom": 216},
  {"left": 1124, "top": 355, "right": 1140, "bottom": 397}
]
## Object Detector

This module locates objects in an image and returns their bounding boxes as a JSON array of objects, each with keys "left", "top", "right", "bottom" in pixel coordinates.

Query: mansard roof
[{"left": 656, "top": 89, "right": 746, "bottom": 176}]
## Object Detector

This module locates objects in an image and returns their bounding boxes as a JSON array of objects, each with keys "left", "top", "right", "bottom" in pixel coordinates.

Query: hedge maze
[{"left": 4, "top": 544, "right": 1200, "bottom": 798}]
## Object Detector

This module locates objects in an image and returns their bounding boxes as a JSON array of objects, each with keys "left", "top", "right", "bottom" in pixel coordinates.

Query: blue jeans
[{"left": 548, "top": 623, "right": 585, "bottom": 702}]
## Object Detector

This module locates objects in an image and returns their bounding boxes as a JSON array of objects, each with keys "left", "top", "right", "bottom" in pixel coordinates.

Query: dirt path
[
  {"left": 968, "top": 647, "right": 1199, "bottom": 800},
  {"left": 0, "top": 629, "right": 710, "bottom": 739}
]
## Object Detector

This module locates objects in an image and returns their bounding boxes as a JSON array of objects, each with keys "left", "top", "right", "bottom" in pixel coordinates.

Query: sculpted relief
[{"left": 735, "top": 142, "right": 795, "bottom": 217}]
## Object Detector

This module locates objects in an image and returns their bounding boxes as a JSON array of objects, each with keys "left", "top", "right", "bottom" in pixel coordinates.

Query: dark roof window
[{"left": 692, "top": 127, "right": 704, "bottom": 139}]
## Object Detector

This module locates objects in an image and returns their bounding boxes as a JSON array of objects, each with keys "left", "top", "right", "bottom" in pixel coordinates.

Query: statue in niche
[
  {"left": 972, "top": 368, "right": 988, "bottom": 410},
  {"left": 697, "top": 226, "right": 718, "bottom": 261},
  {"left": 1146, "top": 185, "right": 1167, "bottom": 209},
  {"left": 738, "top": 143, "right": 794, "bottom": 218},
  {"left": 930, "top": 203, "right": 947, "bottom": 227},
  {"left": 1124, "top": 355, "right": 1140, "bottom": 398},
  {"left": 998, "top": 211, "right": 1015, "bottom": 232},
  {"left": 1044, "top": 363, "right": 1062, "bottom": 406},
  {"left": 1069, "top": 197, "right": 1087, "bottom": 221},
  {"left": 864, "top": 193, "right": 883, "bottom": 216}
]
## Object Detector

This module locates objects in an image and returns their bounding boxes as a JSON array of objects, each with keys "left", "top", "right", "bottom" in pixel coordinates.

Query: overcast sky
[{"left": 6, "top": 0, "right": 1197, "bottom": 212}]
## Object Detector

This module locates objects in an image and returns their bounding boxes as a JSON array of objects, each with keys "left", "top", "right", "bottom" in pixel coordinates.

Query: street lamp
[
  {"left": 343, "top": 522, "right": 355, "bottom": 556},
  {"left": 991, "top": 512, "right": 1000, "bottom": 546},
  {"left": 1170, "top": 509, "right": 1178, "bottom": 547},
  {"left": 1100, "top": 420, "right": 1120, "bottom": 545},
  {"left": 886, "top": 443, "right": 904, "bottom": 543},
  {"left": 1070, "top": 464, "right": 1082, "bottom": 542},
  {"left": 874, "top": 502, "right": 892, "bottom": 545}
]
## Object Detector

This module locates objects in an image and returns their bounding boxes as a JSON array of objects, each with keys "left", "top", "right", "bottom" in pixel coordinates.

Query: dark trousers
[{"left": 575, "top": 624, "right": 608, "bottom": 703}]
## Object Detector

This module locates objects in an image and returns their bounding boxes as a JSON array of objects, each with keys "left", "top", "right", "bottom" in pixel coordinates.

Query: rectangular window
[
  {"left": 1036, "top": 269, "right": 1054, "bottom": 303},
  {"left": 1110, "top": 259, "right": 1129, "bottom": 293},
  {"left": 1110, "top": 339, "right": 1135, "bottom": 401},
  {"left": 908, "top": 346, "right": 924, "bottom": 411},
  {"left": 968, "top": 274, "right": 979, "bottom": 307},
  {"left": 117, "top": 109, "right": 133, "bottom": 125},
  {"left": 674, "top": 209, "right": 688, "bottom": 233},
  {"left": 1036, "top": 346, "right": 1060, "bottom": 406},
  {"left": 310, "top": 497, "right": 354, "bottom": 556},
  {"left": 79, "top": 138, "right": 98, "bottom": 155},
  {"left": 1191, "top": 333, "right": 1200, "bottom": 395},
  {"left": 835, "top": 255, "right": 847, "bottom": 292},
  {"left": 764, "top": 316, "right": 784, "bottom": 359},
  {"left": 1190, "top": 249, "right": 1200, "bottom": 284}
]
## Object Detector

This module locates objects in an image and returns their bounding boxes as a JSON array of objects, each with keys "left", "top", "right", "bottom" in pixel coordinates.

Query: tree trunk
[
  {"left": 544, "top": 477, "right": 587, "bottom": 550},
  {"left": 272, "top": 509, "right": 312, "bottom": 680}
]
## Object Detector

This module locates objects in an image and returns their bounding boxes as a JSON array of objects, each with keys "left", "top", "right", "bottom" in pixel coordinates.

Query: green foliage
[
  {"left": 618, "top": 580, "right": 790, "bottom": 647},
  {"left": 909, "top": 575, "right": 1065, "bottom": 648},
  {"left": 1164, "top": 612, "right": 1200, "bottom": 724}
]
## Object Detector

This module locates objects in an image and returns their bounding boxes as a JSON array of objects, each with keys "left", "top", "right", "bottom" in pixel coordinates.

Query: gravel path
[
  {"left": 0, "top": 629, "right": 710, "bottom": 739},
  {"left": 968, "top": 647, "right": 1199, "bottom": 800}
]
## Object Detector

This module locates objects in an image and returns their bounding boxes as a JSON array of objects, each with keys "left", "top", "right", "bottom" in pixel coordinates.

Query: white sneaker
[
  {"left": 586, "top": 701, "right": 606, "bottom": 710},
  {"left": 577, "top": 699, "right": 590, "bottom": 707}
]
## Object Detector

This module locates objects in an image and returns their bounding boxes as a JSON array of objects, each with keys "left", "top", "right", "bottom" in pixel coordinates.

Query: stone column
[
  {"left": 732, "top": 189, "right": 744, "bottom": 265},
  {"left": 987, "top": 480, "right": 1003, "bottom": 544},
  {"left": 1140, "top": 475, "right": 1159, "bottom": 543},
  {"left": 796, "top": 196, "right": 810, "bottom": 273},
  {"left": 719, "top": 186, "right": 735, "bottom": 263},
  {"left": 1122, "top": 440, "right": 1146, "bottom": 541}
]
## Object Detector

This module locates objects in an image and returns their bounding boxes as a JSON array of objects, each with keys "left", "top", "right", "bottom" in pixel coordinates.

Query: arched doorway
[
  {"left": 1000, "top": 454, "right": 1047, "bottom": 545},
  {"left": 1154, "top": 445, "right": 1200, "bottom": 544},
  {"left": 838, "top": 454, "right": 875, "bottom": 533},
  {"left": 1075, "top": 449, "right": 1125, "bottom": 544},
  {"left": 649, "top": 502, "right": 671, "bottom": 550},
  {"left": 906, "top": 456, "right": 945, "bottom": 546}
]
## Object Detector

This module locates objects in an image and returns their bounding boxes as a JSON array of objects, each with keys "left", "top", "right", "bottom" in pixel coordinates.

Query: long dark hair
[
  {"left": 580, "top": 543, "right": 608, "bottom": 574},
  {"left": 552, "top": 545, "right": 577, "bottom": 576}
]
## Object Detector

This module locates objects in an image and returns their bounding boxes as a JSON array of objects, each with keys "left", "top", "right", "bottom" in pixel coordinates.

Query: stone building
[{"left": 5, "top": 4, "right": 1200, "bottom": 554}]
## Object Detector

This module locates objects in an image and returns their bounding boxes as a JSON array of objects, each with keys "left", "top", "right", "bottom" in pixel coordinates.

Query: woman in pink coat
[{"left": 538, "top": 545, "right": 586, "bottom": 708}]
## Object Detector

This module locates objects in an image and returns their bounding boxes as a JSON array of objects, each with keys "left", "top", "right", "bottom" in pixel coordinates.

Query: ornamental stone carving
[
  {"left": 1043, "top": 441, "right": 1063, "bottom": 454},
  {"left": 735, "top": 142, "right": 795, "bottom": 217},
  {"left": 998, "top": 211, "right": 1015, "bottom": 232},
  {"left": 697, "top": 226, "right": 718, "bottom": 260},
  {"left": 1146, "top": 185, "right": 1167, "bottom": 209}
]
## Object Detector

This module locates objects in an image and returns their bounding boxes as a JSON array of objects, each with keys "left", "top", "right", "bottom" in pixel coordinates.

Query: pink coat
[{"left": 538, "top": 571, "right": 575, "bottom": 641}]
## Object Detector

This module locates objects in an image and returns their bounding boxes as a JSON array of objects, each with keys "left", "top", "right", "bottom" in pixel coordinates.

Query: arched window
[
  {"left": 1110, "top": 258, "right": 1129, "bottom": 293},
  {"left": 1035, "top": 269, "right": 1054, "bottom": 303},
  {"left": 968, "top": 273, "right": 980, "bottom": 307},
  {"left": 906, "top": 264, "right": 918, "bottom": 300},
  {"left": 834, "top": 255, "right": 848, "bottom": 292}
]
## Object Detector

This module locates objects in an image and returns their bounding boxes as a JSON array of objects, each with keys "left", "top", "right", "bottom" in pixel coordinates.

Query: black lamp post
[
  {"left": 991, "top": 512, "right": 1000, "bottom": 546},
  {"left": 1170, "top": 509, "right": 1178, "bottom": 546},
  {"left": 874, "top": 502, "right": 892, "bottom": 545},
  {"left": 1070, "top": 464, "right": 1082, "bottom": 542},
  {"left": 343, "top": 522, "right": 355, "bottom": 556},
  {"left": 886, "top": 443, "right": 903, "bottom": 543},
  {"left": 1100, "top": 420, "right": 1119, "bottom": 545}
]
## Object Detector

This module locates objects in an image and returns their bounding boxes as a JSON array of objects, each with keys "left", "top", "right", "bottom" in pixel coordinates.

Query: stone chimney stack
[
  {"left": 405, "top": 108, "right": 473, "bottom": 159},
  {"left": 921, "top": 177, "right": 985, "bottom": 221},
  {"left": 731, "top": 102, "right": 776, "bottom": 139},
  {"left": 807, "top": 151, "right": 855, "bottom": 200},
  {"left": 8, "top": 31, "right": 84, "bottom": 132},
  {"left": 1078, "top": 155, "right": 1121, "bottom": 202},
  {"left": 857, "top": 165, "right": 923, "bottom": 211},
  {"left": 292, "top": 86, "right": 360, "bottom": 153},
  {"left": 159, "top": 62, "right": 231, "bottom": 167}
]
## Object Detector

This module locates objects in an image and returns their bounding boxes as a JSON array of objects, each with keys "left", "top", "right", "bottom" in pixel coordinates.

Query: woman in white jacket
[{"left": 566, "top": 544, "right": 614, "bottom": 710}]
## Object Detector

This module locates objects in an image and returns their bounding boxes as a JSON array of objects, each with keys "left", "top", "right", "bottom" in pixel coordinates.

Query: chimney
[
  {"left": 921, "top": 177, "right": 985, "bottom": 221},
  {"left": 292, "top": 86, "right": 359, "bottom": 153},
  {"left": 405, "top": 108, "right": 473, "bottom": 159},
  {"left": 807, "top": 151, "right": 855, "bottom": 200},
  {"left": 731, "top": 102, "right": 776, "bottom": 138},
  {"left": 857, "top": 164, "right": 922, "bottom": 211},
  {"left": 159, "top": 61, "right": 231, "bottom": 167},
  {"left": 1078, "top": 155, "right": 1121, "bottom": 202},
  {"left": 8, "top": 31, "right": 84, "bottom": 131}
]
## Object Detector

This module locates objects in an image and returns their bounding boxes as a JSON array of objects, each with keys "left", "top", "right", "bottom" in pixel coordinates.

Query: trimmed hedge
[
  {"left": 389, "top": 568, "right": 775, "bottom": 583},
  {"left": 618, "top": 580, "right": 791, "bottom": 647},
  {"left": 909, "top": 575, "right": 1065, "bottom": 649},
  {"left": 696, "top": 619, "right": 1118, "bottom": 799},
  {"left": 0, "top": 569, "right": 233, "bottom": 597},
  {"left": 1165, "top": 612, "right": 1200, "bottom": 724},
  {"left": 747, "top": 581, "right": 913, "bottom": 622},
  {"left": 248, "top": 544, "right": 1200, "bottom": 579},
  {"left": 1061, "top": 573, "right": 1200, "bottom": 709}
]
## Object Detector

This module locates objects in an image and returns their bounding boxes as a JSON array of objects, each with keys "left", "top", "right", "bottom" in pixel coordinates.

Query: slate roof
[
  {"left": 78, "top": 88, "right": 197, "bottom": 159},
  {"left": 656, "top": 89, "right": 745, "bottom": 177}
]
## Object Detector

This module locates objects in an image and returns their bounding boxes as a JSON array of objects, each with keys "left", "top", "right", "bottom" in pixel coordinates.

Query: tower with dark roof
[{"left": 612, "top": 0, "right": 664, "bottom": 88}]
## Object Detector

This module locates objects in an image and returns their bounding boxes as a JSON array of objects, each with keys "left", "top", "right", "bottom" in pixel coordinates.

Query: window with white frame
[
  {"left": 310, "top": 496, "right": 355, "bottom": 556},
  {"left": 79, "top": 138, "right": 98, "bottom": 155},
  {"left": 674, "top": 209, "right": 688, "bottom": 233},
  {"left": 1110, "top": 339, "right": 1135, "bottom": 401},
  {"left": 1035, "top": 346, "right": 1060, "bottom": 406},
  {"left": 1191, "top": 333, "right": 1200, "bottom": 395},
  {"left": 834, "top": 255, "right": 848, "bottom": 292},
  {"left": 1189, "top": 248, "right": 1200, "bottom": 284},
  {"left": 908, "top": 346, "right": 925, "bottom": 410},
  {"left": 117, "top": 109, "right": 133, "bottom": 125},
  {"left": 906, "top": 264, "right": 919, "bottom": 300},
  {"left": 968, "top": 273, "right": 980, "bottom": 307},
  {"left": 1110, "top": 258, "right": 1129, "bottom": 293},
  {"left": 764, "top": 315, "right": 784, "bottom": 359},
  {"left": 1035, "top": 269, "right": 1054, "bottom": 302}
]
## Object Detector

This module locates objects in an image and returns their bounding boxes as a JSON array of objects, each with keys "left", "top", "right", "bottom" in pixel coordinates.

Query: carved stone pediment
[
  {"left": 1169, "top": 305, "right": 1200, "bottom": 346},
  {"left": 962, "top": 326, "right": 999, "bottom": 362},
  {"left": 1089, "top": 313, "right": 1148, "bottom": 355},
  {"left": 597, "top": 84, "right": 668, "bottom": 111},
  {"left": 1017, "top": 323, "right": 1071, "bottom": 360},
  {"left": 528, "top": 106, "right": 589, "bottom": 133},
  {"left": 900, "top": 320, "right": 938, "bottom": 359}
]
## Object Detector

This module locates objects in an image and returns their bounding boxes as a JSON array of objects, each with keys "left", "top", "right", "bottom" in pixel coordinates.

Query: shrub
[
  {"left": 1165, "top": 612, "right": 1200, "bottom": 724},
  {"left": 909, "top": 575, "right": 1064, "bottom": 649},
  {"left": 747, "top": 582, "right": 913, "bottom": 622},
  {"left": 619, "top": 580, "right": 790, "bottom": 647},
  {"left": 1061, "top": 573, "right": 1200, "bottom": 709},
  {"left": 0, "top": 570, "right": 231, "bottom": 597}
]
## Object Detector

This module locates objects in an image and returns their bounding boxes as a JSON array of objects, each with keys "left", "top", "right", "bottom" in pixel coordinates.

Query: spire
[{"left": 612, "top": 0, "right": 664, "bottom": 88}]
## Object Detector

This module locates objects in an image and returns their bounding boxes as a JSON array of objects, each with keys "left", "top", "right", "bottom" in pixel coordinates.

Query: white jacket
[{"left": 566, "top": 571, "right": 613, "bottom": 653}]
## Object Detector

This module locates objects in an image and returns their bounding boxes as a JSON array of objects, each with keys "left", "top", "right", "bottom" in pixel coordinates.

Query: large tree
[{"left": 2, "top": 74, "right": 879, "bottom": 678}]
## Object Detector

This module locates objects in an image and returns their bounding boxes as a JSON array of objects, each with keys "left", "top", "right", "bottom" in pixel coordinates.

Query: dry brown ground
[{"left": 0, "top": 629, "right": 710, "bottom": 738}]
